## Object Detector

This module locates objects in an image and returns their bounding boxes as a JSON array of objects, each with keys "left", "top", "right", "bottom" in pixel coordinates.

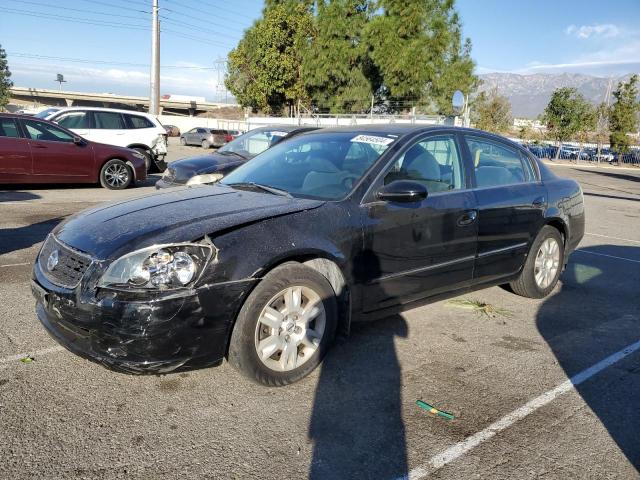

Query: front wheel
[
  {"left": 180, "top": 137, "right": 187, "bottom": 146},
  {"left": 228, "top": 262, "right": 337, "bottom": 386},
  {"left": 100, "top": 159, "right": 132, "bottom": 190},
  {"left": 509, "top": 226, "right": 564, "bottom": 298}
]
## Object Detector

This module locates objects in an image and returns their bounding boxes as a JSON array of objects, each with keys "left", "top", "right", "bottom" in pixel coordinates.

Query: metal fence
[{"left": 520, "top": 142, "right": 640, "bottom": 166}]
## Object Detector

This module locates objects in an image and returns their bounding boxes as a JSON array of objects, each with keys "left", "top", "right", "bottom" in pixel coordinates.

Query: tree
[
  {"left": 0, "top": 44, "right": 13, "bottom": 111},
  {"left": 225, "top": 2, "right": 315, "bottom": 114},
  {"left": 542, "top": 87, "right": 592, "bottom": 159},
  {"left": 472, "top": 88, "right": 512, "bottom": 133},
  {"left": 609, "top": 75, "right": 639, "bottom": 157},
  {"left": 302, "top": 0, "right": 379, "bottom": 113},
  {"left": 365, "top": 0, "right": 477, "bottom": 114}
]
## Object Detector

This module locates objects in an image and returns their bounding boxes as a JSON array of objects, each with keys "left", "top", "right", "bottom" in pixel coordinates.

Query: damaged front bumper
[{"left": 32, "top": 261, "right": 257, "bottom": 374}]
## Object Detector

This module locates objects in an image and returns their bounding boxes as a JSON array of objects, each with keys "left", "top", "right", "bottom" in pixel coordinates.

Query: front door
[
  {"left": 21, "top": 119, "right": 94, "bottom": 180},
  {"left": 360, "top": 133, "right": 478, "bottom": 312},
  {"left": 0, "top": 117, "right": 32, "bottom": 179},
  {"left": 462, "top": 134, "right": 546, "bottom": 284}
]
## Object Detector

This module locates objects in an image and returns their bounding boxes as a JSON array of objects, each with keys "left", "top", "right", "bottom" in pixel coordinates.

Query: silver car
[{"left": 180, "top": 128, "right": 230, "bottom": 149}]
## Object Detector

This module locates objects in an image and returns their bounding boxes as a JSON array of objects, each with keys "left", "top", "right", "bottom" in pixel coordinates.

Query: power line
[
  {"left": 164, "top": 0, "right": 254, "bottom": 22},
  {"left": 9, "top": 52, "right": 217, "bottom": 70},
  {"left": 0, "top": 7, "right": 148, "bottom": 30},
  {"left": 6, "top": 0, "right": 148, "bottom": 21},
  {"left": 159, "top": 14, "right": 241, "bottom": 40}
]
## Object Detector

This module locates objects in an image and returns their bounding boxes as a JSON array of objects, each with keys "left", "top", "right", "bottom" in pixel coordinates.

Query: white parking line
[
  {"left": 0, "top": 262, "right": 31, "bottom": 268},
  {"left": 585, "top": 232, "right": 640, "bottom": 245},
  {"left": 400, "top": 338, "right": 640, "bottom": 480},
  {"left": 0, "top": 346, "right": 65, "bottom": 369},
  {"left": 576, "top": 249, "right": 640, "bottom": 264}
]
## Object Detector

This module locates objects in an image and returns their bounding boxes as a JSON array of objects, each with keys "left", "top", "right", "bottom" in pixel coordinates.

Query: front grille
[{"left": 39, "top": 235, "right": 93, "bottom": 289}]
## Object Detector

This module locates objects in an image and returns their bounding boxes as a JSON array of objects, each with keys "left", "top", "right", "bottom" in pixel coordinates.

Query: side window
[
  {"left": 126, "top": 114, "right": 154, "bottom": 129},
  {"left": 0, "top": 118, "right": 20, "bottom": 138},
  {"left": 94, "top": 112, "right": 125, "bottom": 129},
  {"left": 23, "top": 120, "right": 74, "bottom": 143},
  {"left": 55, "top": 111, "right": 91, "bottom": 129},
  {"left": 384, "top": 135, "right": 465, "bottom": 193},
  {"left": 465, "top": 136, "right": 530, "bottom": 187},
  {"left": 520, "top": 153, "right": 537, "bottom": 181}
]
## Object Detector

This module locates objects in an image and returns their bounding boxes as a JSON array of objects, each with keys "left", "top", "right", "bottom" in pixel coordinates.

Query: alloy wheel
[
  {"left": 254, "top": 286, "right": 326, "bottom": 372},
  {"left": 104, "top": 164, "right": 130, "bottom": 188},
  {"left": 534, "top": 237, "right": 560, "bottom": 289}
]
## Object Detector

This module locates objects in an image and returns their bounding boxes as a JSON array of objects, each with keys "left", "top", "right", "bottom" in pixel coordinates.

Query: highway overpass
[{"left": 8, "top": 86, "right": 231, "bottom": 116}]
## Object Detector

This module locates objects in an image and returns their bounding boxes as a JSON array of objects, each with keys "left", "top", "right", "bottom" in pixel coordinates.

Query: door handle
[
  {"left": 532, "top": 196, "right": 546, "bottom": 207},
  {"left": 32, "top": 144, "right": 47, "bottom": 149},
  {"left": 457, "top": 210, "right": 478, "bottom": 226}
]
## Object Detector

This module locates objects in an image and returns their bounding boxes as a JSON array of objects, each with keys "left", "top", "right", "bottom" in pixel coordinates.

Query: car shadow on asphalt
[
  {"left": 537, "top": 244, "right": 640, "bottom": 471},
  {"left": 308, "top": 250, "right": 409, "bottom": 479},
  {"left": 575, "top": 169, "right": 640, "bottom": 183},
  {"left": 0, "top": 217, "right": 64, "bottom": 256},
  {"left": 0, "top": 190, "right": 42, "bottom": 202}
]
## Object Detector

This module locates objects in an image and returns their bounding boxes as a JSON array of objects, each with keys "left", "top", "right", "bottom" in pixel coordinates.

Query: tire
[
  {"left": 201, "top": 140, "right": 210, "bottom": 149},
  {"left": 509, "top": 225, "right": 564, "bottom": 299},
  {"left": 228, "top": 262, "right": 337, "bottom": 386},
  {"left": 100, "top": 159, "right": 132, "bottom": 190},
  {"left": 180, "top": 137, "right": 187, "bottom": 146},
  {"left": 133, "top": 147, "right": 152, "bottom": 172}
]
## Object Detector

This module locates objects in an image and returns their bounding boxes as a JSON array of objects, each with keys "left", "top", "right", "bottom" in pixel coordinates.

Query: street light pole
[{"left": 149, "top": 0, "right": 160, "bottom": 115}]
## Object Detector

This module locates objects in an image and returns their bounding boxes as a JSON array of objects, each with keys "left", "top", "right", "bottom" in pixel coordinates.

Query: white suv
[{"left": 43, "top": 107, "right": 168, "bottom": 172}]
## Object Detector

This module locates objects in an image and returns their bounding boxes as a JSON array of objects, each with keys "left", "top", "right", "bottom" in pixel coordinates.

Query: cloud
[{"left": 565, "top": 23, "right": 620, "bottom": 39}]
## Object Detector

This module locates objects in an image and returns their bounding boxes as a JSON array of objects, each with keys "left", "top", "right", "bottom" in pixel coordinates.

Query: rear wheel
[
  {"left": 201, "top": 140, "right": 210, "bottom": 149},
  {"left": 228, "top": 262, "right": 337, "bottom": 386},
  {"left": 509, "top": 226, "right": 564, "bottom": 298},
  {"left": 100, "top": 159, "right": 132, "bottom": 190}
]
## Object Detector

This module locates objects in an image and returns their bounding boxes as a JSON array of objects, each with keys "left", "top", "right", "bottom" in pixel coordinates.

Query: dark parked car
[
  {"left": 156, "top": 125, "right": 317, "bottom": 188},
  {"left": 180, "top": 128, "right": 231, "bottom": 149},
  {"left": 0, "top": 113, "right": 146, "bottom": 189},
  {"left": 32, "top": 125, "right": 584, "bottom": 385}
]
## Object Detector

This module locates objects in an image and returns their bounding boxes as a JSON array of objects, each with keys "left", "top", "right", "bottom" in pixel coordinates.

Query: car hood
[
  {"left": 169, "top": 153, "right": 246, "bottom": 181},
  {"left": 54, "top": 185, "right": 324, "bottom": 260}
]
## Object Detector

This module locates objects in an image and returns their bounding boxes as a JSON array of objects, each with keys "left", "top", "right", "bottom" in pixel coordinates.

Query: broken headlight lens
[
  {"left": 186, "top": 173, "right": 224, "bottom": 186},
  {"left": 98, "top": 244, "right": 213, "bottom": 290}
]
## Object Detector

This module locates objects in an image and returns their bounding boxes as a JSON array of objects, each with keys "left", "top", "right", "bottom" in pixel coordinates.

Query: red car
[{"left": 0, "top": 113, "right": 146, "bottom": 189}]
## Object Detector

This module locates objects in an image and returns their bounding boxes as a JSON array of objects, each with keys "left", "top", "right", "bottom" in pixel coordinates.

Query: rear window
[
  {"left": 0, "top": 118, "right": 20, "bottom": 138},
  {"left": 125, "top": 114, "right": 155, "bottom": 129},
  {"left": 94, "top": 112, "right": 125, "bottom": 129}
]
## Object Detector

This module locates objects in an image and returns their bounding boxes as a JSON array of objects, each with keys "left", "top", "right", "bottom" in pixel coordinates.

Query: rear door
[
  {"left": 0, "top": 117, "right": 32, "bottom": 179},
  {"left": 462, "top": 134, "right": 545, "bottom": 284},
  {"left": 21, "top": 119, "right": 94, "bottom": 179}
]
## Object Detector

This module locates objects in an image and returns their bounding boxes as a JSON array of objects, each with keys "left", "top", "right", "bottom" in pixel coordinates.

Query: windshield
[
  {"left": 221, "top": 131, "right": 395, "bottom": 200},
  {"left": 34, "top": 108, "right": 60, "bottom": 119},
  {"left": 218, "top": 127, "right": 293, "bottom": 158}
]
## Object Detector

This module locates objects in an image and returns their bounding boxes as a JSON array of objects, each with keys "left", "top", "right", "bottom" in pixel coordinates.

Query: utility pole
[{"left": 149, "top": 0, "right": 160, "bottom": 115}]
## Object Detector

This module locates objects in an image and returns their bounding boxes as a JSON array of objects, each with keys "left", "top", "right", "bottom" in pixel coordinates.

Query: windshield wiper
[
  {"left": 226, "top": 182, "right": 292, "bottom": 198},
  {"left": 218, "top": 150, "right": 247, "bottom": 159}
]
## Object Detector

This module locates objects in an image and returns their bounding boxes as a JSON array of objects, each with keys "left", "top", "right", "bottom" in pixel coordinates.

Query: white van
[{"left": 43, "top": 107, "right": 168, "bottom": 172}]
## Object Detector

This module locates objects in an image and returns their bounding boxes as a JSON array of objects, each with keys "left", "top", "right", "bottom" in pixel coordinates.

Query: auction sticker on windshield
[{"left": 351, "top": 135, "right": 395, "bottom": 146}]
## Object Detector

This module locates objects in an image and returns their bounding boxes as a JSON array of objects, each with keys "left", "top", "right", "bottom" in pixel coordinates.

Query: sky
[{"left": 1, "top": 0, "right": 639, "bottom": 101}]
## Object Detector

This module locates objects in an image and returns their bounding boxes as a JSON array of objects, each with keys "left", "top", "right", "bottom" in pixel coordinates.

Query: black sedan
[
  {"left": 156, "top": 125, "right": 317, "bottom": 189},
  {"left": 32, "top": 125, "right": 585, "bottom": 386}
]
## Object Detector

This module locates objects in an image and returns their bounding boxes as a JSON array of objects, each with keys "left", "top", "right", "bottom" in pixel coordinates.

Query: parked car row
[
  {"left": 180, "top": 128, "right": 242, "bottom": 149},
  {"left": 525, "top": 143, "right": 639, "bottom": 165},
  {"left": 30, "top": 123, "right": 585, "bottom": 386}
]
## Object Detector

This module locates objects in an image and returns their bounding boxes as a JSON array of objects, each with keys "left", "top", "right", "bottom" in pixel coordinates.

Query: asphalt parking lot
[{"left": 1, "top": 142, "right": 639, "bottom": 479}]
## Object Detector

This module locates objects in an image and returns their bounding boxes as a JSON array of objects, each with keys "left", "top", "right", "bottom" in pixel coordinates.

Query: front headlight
[
  {"left": 98, "top": 244, "right": 213, "bottom": 290},
  {"left": 186, "top": 173, "right": 224, "bottom": 186}
]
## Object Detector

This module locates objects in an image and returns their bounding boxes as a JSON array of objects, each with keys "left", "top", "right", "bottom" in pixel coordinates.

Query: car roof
[
  {"left": 45, "top": 106, "right": 156, "bottom": 116},
  {"left": 250, "top": 125, "right": 313, "bottom": 133}
]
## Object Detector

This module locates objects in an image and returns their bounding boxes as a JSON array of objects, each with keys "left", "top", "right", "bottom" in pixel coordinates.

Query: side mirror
[
  {"left": 73, "top": 136, "right": 84, "bottom": 146},
  {"left": 376, "top": 180, "right": 428, "bottom": 203}
]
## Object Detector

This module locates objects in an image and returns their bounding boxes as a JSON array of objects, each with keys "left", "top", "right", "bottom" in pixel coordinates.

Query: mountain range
[{"left": 477, "top": 73, "right": 636, "bottom": 119}]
